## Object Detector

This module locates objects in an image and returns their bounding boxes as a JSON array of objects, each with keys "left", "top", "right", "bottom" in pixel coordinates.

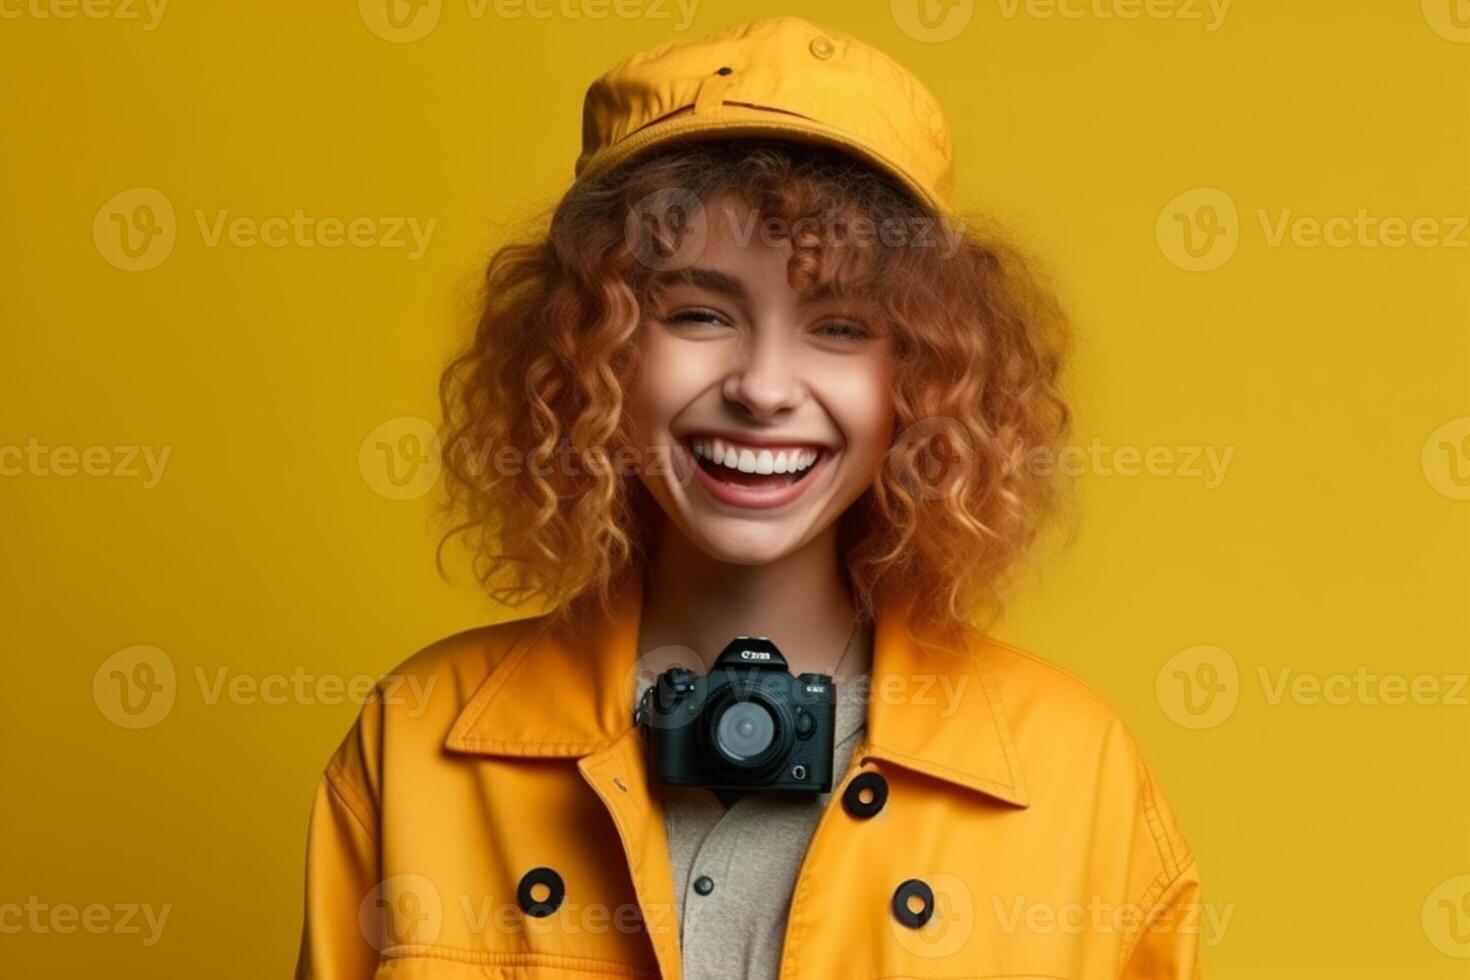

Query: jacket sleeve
[
  {"left": 1115, "top": 734, "right": 1205, "bottom": 980},
  {"left": 295, "top": 692, "right": 385, "bottom": 980},
  {"left": 1116, "top": 860, "right": 1203, "bottom": 979}
]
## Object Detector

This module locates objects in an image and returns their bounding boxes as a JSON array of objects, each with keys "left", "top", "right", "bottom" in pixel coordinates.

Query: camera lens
[{"left": 712, "top": 700, "right": 776, "bottom": 764}]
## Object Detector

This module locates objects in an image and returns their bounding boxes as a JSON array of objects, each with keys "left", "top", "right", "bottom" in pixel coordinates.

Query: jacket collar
[{"left": 445, "top": 580, "right": 1029, "bottom": 807}]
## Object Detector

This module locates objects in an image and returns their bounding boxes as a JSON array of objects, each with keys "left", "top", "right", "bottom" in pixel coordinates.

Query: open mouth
[
  {"left": 683, "top": 435, "right": 831, "bottom": 510},
  {"left": 692, "top": 437, "right": 820, "bottom": 484}
]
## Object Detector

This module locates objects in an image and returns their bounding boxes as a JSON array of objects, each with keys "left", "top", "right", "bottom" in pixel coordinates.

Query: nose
[{"left": 721, "top": 328, "right": 804, "bottom": 421}]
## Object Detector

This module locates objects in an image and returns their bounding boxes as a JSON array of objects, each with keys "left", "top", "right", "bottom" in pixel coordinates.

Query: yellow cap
[{"left": 575, "top": 17, "right": 956, "bottom": 215}]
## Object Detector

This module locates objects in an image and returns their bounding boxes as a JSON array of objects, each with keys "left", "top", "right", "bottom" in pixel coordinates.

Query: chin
[{"left": 677, "top": 517, "right": 815, "bottom": 567}]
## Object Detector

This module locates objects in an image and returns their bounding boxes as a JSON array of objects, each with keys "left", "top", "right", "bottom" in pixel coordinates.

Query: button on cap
[
  {"left": 809, "top": 36, "right": 835, "bottom": 59},
  {"left": 693, "top": 875, "right": 715, "bottom": 896}
]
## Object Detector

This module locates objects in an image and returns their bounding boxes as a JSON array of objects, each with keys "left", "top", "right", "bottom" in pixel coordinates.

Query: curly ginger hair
[{"left": 438, "top": 140, "right": 1069, "bottom": 638}]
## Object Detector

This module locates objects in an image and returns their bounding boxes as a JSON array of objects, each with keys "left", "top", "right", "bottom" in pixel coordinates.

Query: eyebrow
[
  {"left": 655, "top": 267, "right": 747, "bottom": 301},
  {"left": 653, "top": 267, "right": 861, "bottom": 306}
]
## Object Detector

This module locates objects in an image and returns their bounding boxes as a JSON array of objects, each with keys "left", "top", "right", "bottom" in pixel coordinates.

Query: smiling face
[{"left": 628, "top": 195, "right": 896, "bottom": 567}]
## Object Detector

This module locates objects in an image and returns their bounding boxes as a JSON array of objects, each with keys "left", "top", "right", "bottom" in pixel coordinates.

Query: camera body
[{"left": 638, "top": 636, "right": 836, "bottom": 794}]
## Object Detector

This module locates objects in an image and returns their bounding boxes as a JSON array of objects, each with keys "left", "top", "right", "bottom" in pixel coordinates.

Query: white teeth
[{"left": 690, "top": 437, "right": 821, "bottom": 475}]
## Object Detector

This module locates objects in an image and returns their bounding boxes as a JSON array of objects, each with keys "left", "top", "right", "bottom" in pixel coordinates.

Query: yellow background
[{"left": 2, "top": 0, "right": 1467, "bottom": 976}]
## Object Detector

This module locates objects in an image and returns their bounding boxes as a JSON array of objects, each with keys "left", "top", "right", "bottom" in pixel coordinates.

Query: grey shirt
[{"left": 642, "top": 675, "right": 870, "bottom": 980}]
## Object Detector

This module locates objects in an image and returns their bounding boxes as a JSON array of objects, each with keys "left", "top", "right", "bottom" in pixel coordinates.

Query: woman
[{"left": 296, "top": 17, "right": 1202, "bottom": 980}]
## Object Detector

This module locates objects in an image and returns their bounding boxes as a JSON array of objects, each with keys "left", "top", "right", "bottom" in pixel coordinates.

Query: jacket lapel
[
  {"left": 861, "top": 602, "right": 1030, "bottom": 807},
  {"left": 444, "top": 586, "right": 645, "bottom": 756},
  {"left": 445, "top": 586, "right": 682, "bottom": 978}
]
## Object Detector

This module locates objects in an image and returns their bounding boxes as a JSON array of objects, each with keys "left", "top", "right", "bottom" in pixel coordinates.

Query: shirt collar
[{"left": 445, "top": 579, "right": 1028, "bottom": 808}]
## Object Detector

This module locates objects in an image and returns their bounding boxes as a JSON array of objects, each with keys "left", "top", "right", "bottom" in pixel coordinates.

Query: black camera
[{"left": 637, "top": 636, "right": 836, "bottom": 794}]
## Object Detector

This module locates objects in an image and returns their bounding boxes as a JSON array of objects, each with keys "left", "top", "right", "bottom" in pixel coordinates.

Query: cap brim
[{"left": 576, "top": 108, "right": 949, "bottom": 216}]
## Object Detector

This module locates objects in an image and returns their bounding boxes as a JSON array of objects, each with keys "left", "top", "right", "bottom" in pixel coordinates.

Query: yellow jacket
[{"left": 296, "top": 585, "right": 1202, "bottom": 979}]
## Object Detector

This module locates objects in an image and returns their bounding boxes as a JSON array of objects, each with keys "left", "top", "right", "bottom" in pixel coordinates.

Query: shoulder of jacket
[
  {"left": 976, "top": 636, "right": 1134, "bottom": 738},
  {"left": 392, "top": 614, "right": 549, "bottom": 682},
  {"left": 318, "top": 614, "right": 556, "bottom": 748},
  {"left": 977, "top": 637, "right": 1196, "bottom": 883},
  {"left": 317, "top": 613, "right": 556, "bottom": 803},
  {"left": 972, "top": 636, "right": 1176, "bottom": 801}
]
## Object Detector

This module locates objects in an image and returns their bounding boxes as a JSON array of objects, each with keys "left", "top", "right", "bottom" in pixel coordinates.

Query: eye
[
  {"left": 814, "top": 319, "right": 873, "bottom": 342},
  {"left": 665, "top": 307, "right": 732, "bottom": 328}
]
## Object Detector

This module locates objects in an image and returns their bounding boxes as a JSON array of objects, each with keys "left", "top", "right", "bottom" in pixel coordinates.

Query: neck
[{"left": 638, "top": 524, "right": 871, "bottom": 681}]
